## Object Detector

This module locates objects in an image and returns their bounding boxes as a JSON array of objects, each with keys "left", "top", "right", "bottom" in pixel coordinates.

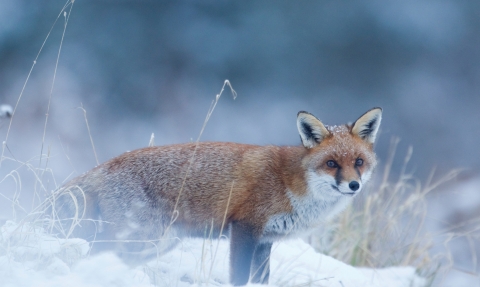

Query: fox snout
[
  {"left": 309, "top": 172, "right": 365, "bottom": 198},
  {"left": 333, "top": 179, "right": 363, "bottom": 196}
]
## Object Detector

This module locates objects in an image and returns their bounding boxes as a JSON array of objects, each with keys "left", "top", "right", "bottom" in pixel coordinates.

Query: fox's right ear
[
  {"left": 297, "top": 111, "right": 330, "bottom": 148},
  {"left": 351, "top": 107, "right": 382, "bottom": 144}
]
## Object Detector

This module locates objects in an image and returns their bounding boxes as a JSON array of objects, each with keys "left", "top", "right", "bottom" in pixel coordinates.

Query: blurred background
[{"left": 0, "top": 0, "right": 479, "bottom": 286}]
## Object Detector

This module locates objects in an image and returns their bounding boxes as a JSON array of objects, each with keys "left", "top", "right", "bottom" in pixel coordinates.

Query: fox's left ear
[
  {"left": 297, "top": 111, "right": 330, "bottom": 148},
  {"left": 351, "top": 107, "right": 382, "bottom": 144}
]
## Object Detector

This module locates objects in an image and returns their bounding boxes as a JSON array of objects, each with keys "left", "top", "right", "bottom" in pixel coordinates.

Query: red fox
[{"left": 51, "top": 107, "right": 382, "bottom": 286}]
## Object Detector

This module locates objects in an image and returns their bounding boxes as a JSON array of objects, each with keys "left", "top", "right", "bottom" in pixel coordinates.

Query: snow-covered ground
[
  {"left": 427, "top": 175, "right": 480, "bottom": 286},
  {"left": 0, "top": 221, "right": 425, "bottom": 287}
]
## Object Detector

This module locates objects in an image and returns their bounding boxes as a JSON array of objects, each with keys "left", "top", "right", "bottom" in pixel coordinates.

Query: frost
[
  {"left": 1, "top": 221, "right": 89, "bottom": 268},
  {"left": 326, "top": 124, "right": 349, "bottom": 135}
]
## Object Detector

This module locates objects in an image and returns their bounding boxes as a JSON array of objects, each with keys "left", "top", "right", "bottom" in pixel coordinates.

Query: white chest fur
[{"left": 262, "top": 177, "right": 353, "bottom": 241}]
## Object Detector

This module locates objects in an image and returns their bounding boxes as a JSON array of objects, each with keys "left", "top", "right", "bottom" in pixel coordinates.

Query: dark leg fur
[
  {"left": 230, "top": 221, "right": 257, "bottom": 286},
  {"left": 250, "top": 242, "right": 272, "bottom": 284}
]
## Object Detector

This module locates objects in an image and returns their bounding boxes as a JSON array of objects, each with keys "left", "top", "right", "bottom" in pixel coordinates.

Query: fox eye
[
  {"left": 355, "top": 158, "right": 364, "bottom": 167},
  {"left": 326, "top": 160, "right": 338, "bottom": 168}
]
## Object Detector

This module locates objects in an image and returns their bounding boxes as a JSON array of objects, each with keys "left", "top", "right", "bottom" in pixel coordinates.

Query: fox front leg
[
  {"left": 229, "top": 221, "right": 257, "bottom": 286},
  {"left": 250, "top": 242, "right": 272, "bottom": 284}
]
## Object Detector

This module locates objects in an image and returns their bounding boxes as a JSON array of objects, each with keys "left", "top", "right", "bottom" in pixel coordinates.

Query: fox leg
[
  {"left": 250, "top": 242, "right": 272, "bottom": 284},
  {"left": 230, "top": 221, "right": 257, "bottom": 286}
]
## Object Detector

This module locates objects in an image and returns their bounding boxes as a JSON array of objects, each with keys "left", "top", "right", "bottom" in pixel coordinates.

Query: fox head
[{"left": 297, "top": 108, "right": 382, "bottom": 199}]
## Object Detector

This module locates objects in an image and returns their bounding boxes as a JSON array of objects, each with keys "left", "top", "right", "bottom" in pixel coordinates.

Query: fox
[{"left": 51, "top": 107, "right": 382, "bottom": 286}]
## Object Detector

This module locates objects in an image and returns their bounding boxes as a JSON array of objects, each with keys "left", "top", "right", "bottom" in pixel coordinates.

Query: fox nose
[{"left": 349, "top": 181, "right": 360, "bottom": 191}]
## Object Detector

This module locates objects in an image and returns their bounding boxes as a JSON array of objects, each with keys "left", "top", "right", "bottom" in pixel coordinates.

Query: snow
[
  {"left": 0, "top": 221, "right": 426, "bottom": 287},
  {"left": 0, "top": 104, "right": 12, "bottom": 118}
]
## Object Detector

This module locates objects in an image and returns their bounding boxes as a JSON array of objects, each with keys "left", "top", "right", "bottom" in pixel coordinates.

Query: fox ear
[
  {"left": 351, "top": 107, "right": 382, "bottom": 144},
  {"left": 297, "top": 111, "right": 330, "bottom": 148}
]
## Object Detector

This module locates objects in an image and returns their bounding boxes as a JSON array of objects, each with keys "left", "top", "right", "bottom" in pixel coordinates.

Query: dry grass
[{"left": 311, "top": 137, "right": 460, "bottom": 285}]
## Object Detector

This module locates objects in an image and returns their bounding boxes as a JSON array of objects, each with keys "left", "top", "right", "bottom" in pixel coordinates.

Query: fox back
[{"left": 51, "top": 107, "right": 382, "bottom": 286}]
